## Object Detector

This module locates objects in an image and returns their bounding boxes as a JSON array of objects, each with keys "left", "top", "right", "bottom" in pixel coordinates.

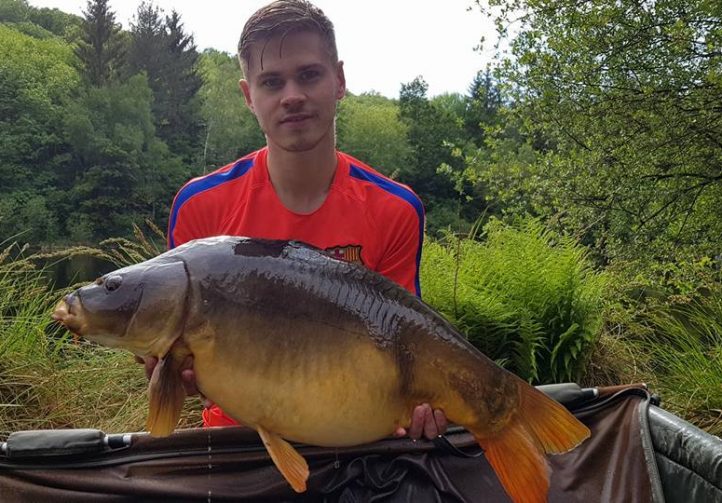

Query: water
[{"left": 45, "top": 255, "right": 115, "bottom": 289}]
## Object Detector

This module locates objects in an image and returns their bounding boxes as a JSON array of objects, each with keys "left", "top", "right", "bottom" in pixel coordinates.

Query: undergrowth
[
  {"left": 0, "top": 223, "right": 202, "bottom": 439},
  {"left": 421, "top": 217, "right": 608, "bottom": 384},
  {"left": 641, "top": 295, "right": 722, "bottom": 437}
]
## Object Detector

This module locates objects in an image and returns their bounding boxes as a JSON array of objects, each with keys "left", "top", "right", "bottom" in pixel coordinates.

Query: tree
[
  {"left": 0, "top": 0, "right": 29, "bottom": 23},
  {"left": 127, "top": 2, "right": 203, "bottom": 164},
  {"left": 29, "top": 6, "right": 83, "bottom": 40},
  {"left": 62, "top": 74, "right": 187, "bottom": 240},
  {"left": 197, "top": 49, "right": 264, "bottom": 171},
  {"left": 398, "top": 77, "right": 470, "bottom": 233},
  {"left": 161, "top": 10, "right": 203, "bottom": 162},
  {"left": 477, "top": 0, "right": 722, "bottom": 263},
  {"left": 464, "top": 68, "right": 502, "bottom": 143},
  {"left": 0, "top": 24, "right": 80, "bottom": 242},
  {"left": 74, "top": 0, "right": 125, "bottom": 86},
  {"left": 336, "top": 92, "right": 411, "bottom": 178}
]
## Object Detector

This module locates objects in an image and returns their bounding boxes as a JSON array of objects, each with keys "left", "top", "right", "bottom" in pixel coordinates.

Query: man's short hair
[{"left": 238, "top": 0, "right": 338, "bottom": 74}]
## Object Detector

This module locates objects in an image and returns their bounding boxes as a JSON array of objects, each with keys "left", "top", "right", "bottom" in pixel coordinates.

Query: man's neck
[{"left": 266, "top": 142, "right": 338, "bottom": 215}]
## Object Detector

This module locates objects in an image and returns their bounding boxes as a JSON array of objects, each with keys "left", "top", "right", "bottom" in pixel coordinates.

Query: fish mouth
[{"left": 52, "top": 294, "right": 85, "bottom": 335}]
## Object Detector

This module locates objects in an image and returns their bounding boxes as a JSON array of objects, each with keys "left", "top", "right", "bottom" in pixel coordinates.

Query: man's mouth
[{"left": 281, "top": 113, "right": 313, "bottom": 124}]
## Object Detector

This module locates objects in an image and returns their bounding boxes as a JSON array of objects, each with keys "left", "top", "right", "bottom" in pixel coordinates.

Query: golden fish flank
[{"left": 52, "top": 236, "right": 591, "bottom": 503}]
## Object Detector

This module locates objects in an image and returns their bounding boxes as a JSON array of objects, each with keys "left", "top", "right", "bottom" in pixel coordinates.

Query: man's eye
[
  {"left": 300, "top": 70, "right": 320, "bottom": 82},
  {"left": 262, "top": 78, "right": 283, "bottom": 88}
]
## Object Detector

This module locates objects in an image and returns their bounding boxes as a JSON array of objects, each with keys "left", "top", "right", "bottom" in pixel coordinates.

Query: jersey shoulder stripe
[
  {"left": 348, "top": 164, "right": 424, "bottom": 221},
  {"left": 348, "top": 163, "right": 425, "bottom": 296},
  {"left": 168, "top": 157, "right": 254, "bottom": 248}
]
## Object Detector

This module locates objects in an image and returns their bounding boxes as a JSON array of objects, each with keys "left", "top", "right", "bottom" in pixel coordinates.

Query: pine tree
[
  {"left": 465, "top": 68, "right": 502, "bottom": 142},
  {"left": 75, "top": 0, "right": 125, "bottom": 86},
  {"left": 127, "top": 2, "right": 203, "bottom": 163},
  {"left": 162, "top": 10, "right": 203, "bottom": 162}
]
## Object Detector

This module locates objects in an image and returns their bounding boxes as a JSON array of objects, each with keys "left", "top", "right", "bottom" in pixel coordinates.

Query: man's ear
[
  {"left": 240, "top": 79, "right": 254, "bottom": 112},
  {"left": 335, "top": 61, "right": 346, "bottom": 100}
]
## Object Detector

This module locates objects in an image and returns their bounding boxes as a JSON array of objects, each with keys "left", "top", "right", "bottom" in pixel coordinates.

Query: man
[{"left": 144, "top": 0, "right": 447, "bottom": 440}]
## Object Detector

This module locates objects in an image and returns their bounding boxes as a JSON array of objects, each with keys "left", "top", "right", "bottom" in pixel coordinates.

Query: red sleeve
[{"left": 375, "top": 202, "right": 424, "bottom": 296}]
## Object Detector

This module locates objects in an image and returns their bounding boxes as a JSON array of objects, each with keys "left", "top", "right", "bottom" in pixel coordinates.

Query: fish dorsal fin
[
  {"left": 257, "top": 425, "right": 309, "bottom": 493},
  {"left": 146, "top": 350, "right": 186, "bottom": 436}
]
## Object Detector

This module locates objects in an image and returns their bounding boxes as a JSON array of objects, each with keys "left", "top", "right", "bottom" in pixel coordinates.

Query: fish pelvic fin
[
  {"left": 257, "top": 426, "right": 309, "bottom": 493},
  {"left": 146, "top": 350, "right": 186, "bottom": 436},
  {"left": 473, "top": 384, "right": 590, "bottom": 503}
]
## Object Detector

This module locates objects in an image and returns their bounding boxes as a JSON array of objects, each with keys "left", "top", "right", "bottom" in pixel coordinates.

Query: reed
[{"left": 0, "top": 225, "right": 202, "bottom": 438}]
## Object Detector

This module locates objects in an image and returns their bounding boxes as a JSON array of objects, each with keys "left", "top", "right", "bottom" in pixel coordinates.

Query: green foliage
[
  {"left": 0, "top": 0, "right": 28, "bottom": 22},
  {"left": 1, "top": 0, "right": 84, "bottom": 41},
  {"left": 421, "top": 218, "right": 607, "bottom": 383},
  {"left": 0, "top": 24, "right": 80, "bottom": 242},
  {"left": 456, "top": 107, "right": 543, "bottom": 219},
  {"left": 464, "top": 68, "right": 502, "bottom": 142},
  {"left": 398, "top": 77, "right": 465, "bottom": 211},
  {"left": 62, "top": 74, "right": 187, "bottom": 240},
  {"left": 642, "top": 295, "right": 722, "bottom": 436},
  {"left": 75, "top": 0, "right": 126, "bottom": 86},
  {"left": 476, "top": 0, "right": 722, "bottom": 265},
  {"left": 337, "top": 92, "right": 412, "bottom": 177},
  {"left": 27, "top": 6, "right": 82, "bottom": 40},
  {"left": 126, "top": 3, "right": 203, "bottom": 164},
  {"left": 198, "top": 49, "right": 265, "bottom": 170}
]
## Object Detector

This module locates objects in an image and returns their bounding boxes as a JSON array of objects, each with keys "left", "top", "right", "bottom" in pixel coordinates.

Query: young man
[{"left": 149, "top": 0, "right": 446, "bottom": 440}]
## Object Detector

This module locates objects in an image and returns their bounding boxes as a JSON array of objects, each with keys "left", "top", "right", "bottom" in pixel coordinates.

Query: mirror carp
[{"left": 52, "top": 236, "right": 590, "bottom": 503}]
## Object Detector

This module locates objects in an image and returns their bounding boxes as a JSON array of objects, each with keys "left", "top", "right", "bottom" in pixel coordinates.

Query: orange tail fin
[
  {"left": 475, "top": 384, "right": 590, "bottom": 503},
  {"left": 517, "top": 384, "right": 591, "bottom": 455}
]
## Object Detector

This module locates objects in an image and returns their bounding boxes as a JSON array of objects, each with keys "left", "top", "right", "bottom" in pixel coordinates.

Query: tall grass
[
  {"left": 421, "top": 218, "right": 608, "bottom": 384},
  {"left": 0, "top": 224, "right": 202, "bottom": 439},
  {"left": 642, "top": 295, "right": 722, "bottom": 436}
]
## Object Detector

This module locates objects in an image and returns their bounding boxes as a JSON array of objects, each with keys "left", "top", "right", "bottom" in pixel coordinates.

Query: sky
[{"left": 28, "top": 0, "right": 497, "bottom": 98}]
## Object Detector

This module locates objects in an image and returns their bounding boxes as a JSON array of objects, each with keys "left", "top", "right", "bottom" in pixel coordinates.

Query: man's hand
[
  {"left": 135, "top": 355, "right": 212, "bottom": 407},
  {"left": 394, "top": 403, "right": 448, "bottom": 440}
]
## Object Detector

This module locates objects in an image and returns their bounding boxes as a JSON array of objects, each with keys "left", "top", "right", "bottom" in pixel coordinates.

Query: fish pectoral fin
[
  {"left": 146, "top": 352, "right": 186, "bottom": 437},
  {"left": 257, "top": 426, "right": 309, "bottom": 493}
]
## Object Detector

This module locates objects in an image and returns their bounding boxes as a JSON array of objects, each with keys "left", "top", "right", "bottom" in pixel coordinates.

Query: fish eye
[{"left": 105, "top": 275, "right": 122, "bottom": 292}]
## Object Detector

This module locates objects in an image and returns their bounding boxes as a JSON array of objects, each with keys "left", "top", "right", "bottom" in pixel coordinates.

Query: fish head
[{"left": 52, "top": 258, "right": 189, "bottom": 357}]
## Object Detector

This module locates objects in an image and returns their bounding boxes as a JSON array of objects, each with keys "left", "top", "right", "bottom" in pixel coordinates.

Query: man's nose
[{"left": 280, "top": 82, "right": 306, "bottom": 109}]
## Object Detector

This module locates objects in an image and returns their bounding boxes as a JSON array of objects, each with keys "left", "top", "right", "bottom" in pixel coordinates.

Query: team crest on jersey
[{"left": 323, "top": 244, "right": 364, "bottom": 265}]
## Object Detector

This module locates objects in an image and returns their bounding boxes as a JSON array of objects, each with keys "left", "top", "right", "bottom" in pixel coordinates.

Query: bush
[{"left": 421, "top": 217, "right": 608, "bottom": 383}]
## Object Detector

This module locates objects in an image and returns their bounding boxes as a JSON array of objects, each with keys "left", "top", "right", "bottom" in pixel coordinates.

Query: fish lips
[{"left": 52, "top": 292, "right": 85, "bottom": 335}]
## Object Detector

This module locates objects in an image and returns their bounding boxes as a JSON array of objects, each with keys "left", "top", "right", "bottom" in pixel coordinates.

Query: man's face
[{"left": 240, "top": 31, "right": 346, "bottom": 153}]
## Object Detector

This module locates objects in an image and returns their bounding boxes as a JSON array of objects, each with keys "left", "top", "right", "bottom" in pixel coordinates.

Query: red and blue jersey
[
  {"left": 168, "top": 147, "right": 425, "bottom": 428},
  {"left": 168, "top": 147, "right": 425, "bottom": 295}
]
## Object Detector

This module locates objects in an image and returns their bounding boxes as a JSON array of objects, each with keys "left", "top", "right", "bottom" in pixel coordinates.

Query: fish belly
[{"left": 191, "top": 326, "right": 408, "bottom": 447}]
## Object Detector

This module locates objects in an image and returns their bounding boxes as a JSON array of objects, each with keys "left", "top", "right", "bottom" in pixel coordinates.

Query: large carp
[{"left": 52, "top": 236, "right": 590, "bottom": 503}]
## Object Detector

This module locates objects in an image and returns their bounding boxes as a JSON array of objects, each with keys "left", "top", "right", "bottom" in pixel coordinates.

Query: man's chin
[
  {"left": 268, "top": 125, "right": 335, "bottom": 153},
  {"left": 276, "top": 137, "right": 326, "bottom": 153}
]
